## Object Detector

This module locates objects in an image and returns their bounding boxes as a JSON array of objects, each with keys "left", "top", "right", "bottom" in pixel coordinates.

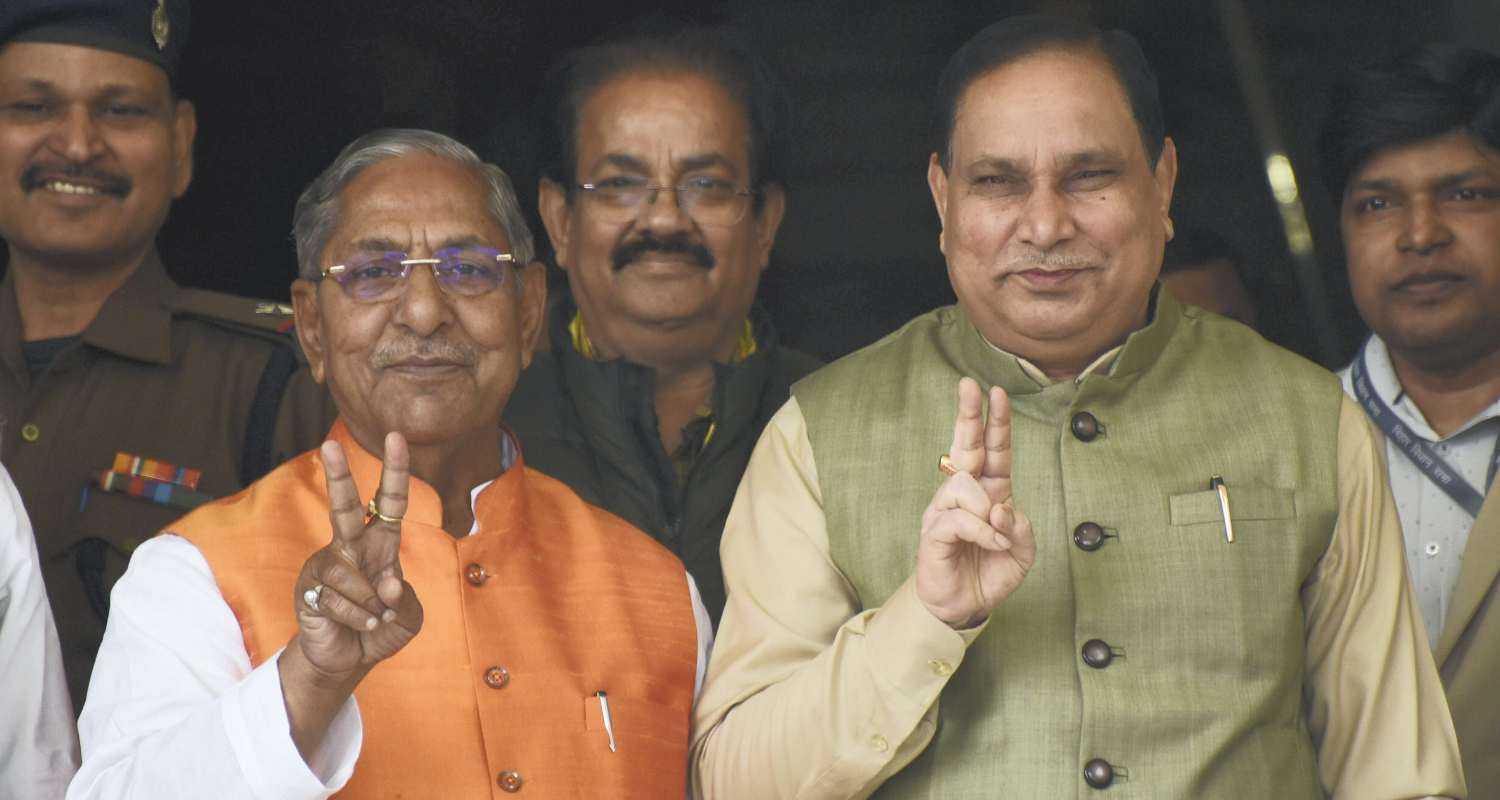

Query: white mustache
[
  {"left": 370, "top": 339, "right": 477, "bottom": 368},
  {"left": 1005, "top": 253, "right": 1095, "bottom": 271}
]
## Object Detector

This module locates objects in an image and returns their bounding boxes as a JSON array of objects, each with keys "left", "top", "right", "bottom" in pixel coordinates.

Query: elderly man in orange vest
[{"left": 68, "top": 129, "right": 709, "bottom": 799}]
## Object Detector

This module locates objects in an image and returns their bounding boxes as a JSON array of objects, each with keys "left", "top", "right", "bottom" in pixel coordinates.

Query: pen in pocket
[
  {"left": 1209, "top": 475, "right": 1234, "bottom": 544},
  {"left": 596, "top": 691, "right": 617, "bottom": 753}
]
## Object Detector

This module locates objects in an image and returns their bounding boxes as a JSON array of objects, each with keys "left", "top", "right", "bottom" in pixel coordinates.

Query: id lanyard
[{"left": 1351, "top": 347, "right": 1500, "bottom": 519}]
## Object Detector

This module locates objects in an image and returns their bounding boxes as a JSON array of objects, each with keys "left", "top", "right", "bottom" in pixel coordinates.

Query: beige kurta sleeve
[
  {"left": 1302, "top": 395, "right": 1466, "bottom": 799},
  {"left": 690, "top": 398, "right": 984, "bottom": 800}
]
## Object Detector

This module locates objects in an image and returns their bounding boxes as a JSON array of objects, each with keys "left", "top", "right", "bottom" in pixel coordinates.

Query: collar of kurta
[
  {"left": 0, "top": 250, "right": 179, "bottom": 368},
  {"left": 324, "top": 418, "right": 530, "bottom": 536},
  {"left": 950, "top": 282, "right": 1181, "bottom": 396}
]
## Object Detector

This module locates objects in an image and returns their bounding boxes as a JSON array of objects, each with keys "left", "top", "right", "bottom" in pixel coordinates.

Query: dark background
[{"left": 156, "top": 0, "right": 1500, "bottom": 367}]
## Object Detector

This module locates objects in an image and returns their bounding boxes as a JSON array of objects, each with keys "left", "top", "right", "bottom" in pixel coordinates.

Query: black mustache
[
  {"left": 21, "top": 162, "right": 131, "bottom": 197},
  {"left": 611, "top": 232, "right": 715, "bottom": 272}
]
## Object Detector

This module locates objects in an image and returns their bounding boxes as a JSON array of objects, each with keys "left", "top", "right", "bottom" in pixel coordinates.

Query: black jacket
[{"left": 504, "top": 299, "right": 821, "bottom": 625}]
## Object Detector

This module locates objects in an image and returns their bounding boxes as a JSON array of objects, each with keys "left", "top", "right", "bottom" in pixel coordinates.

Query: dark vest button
[
  {"left": 1073, "top": 522, "right": 1105, "bottom": 551},
  {"left": 1083, "top": 758, "right": 1114, "bottom": 788},
  {"left": 464, "top": 563, "right": 489, "bottom": 586},
  {"left": 1070, "top": 412, "right": 1101, "bottom": 442},
  {"left": 1081, "top": 639, "right": 1113, "bottom": 669}
]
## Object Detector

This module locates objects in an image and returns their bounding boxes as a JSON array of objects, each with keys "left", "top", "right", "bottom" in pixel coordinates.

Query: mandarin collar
[
  {"left": 951, "top": 283, "right": 1180, "bottom": 395},
  {"left": 324, "top": 418, "right": 531, "bottom": 538}
]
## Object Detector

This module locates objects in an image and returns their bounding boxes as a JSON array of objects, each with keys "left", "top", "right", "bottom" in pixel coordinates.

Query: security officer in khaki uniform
[{"left": 0, "top": 0, "right": 335, "bottom": 706}]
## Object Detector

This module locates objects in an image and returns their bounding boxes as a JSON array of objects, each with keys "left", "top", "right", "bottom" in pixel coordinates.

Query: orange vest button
[
  {"left": 484, "top": 666, "right": 510, "bottom": 689},
  {"left": 464, "top": 563, "right": 489, "bottom": 586},
  {"left": 497, "top": 770, "right": 524, "bottom": 792}
]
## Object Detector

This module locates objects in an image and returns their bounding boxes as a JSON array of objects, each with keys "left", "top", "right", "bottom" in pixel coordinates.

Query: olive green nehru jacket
[{"left": 794, "top": 292, "right": 1345, "bottom": 797}]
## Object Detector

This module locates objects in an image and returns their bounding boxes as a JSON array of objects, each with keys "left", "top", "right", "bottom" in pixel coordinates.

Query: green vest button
[
  {"left": 1070, "top": 412, "right": 1102, "bottom": 442},
  {"left": 1081, "top": 639, "right": 1114, "bottom": 669},
  {"left": 1073, "top": 522, "right": 1105, "bottom": 551},
  {"left": 1083, "top": 758, "right": 1114, "bottom": 788},
  {"left": 20, "top": 423, "right": 40, "bottom": 442}
]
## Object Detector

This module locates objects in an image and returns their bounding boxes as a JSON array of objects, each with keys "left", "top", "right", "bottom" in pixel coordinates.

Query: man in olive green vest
[
  {"left": 691, "top": 15, "right": 1465, "bottom": 799},
  {"left": 1320, "top": 45, "right": 1500, "bottom": 797}
]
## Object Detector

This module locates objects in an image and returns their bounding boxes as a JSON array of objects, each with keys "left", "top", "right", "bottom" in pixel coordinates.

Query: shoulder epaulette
[{"left": 170, "top": 288, "right": 308, "bottom": 364}]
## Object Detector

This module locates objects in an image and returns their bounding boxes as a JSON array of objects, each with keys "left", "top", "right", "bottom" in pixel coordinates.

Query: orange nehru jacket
[{"left": 172, "top": 420, "right": 698, "bottom": 798}]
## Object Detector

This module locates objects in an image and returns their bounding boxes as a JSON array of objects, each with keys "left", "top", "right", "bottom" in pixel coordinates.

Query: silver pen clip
[
  {"left": 1210, "top": 475, "right": 1234, "bottom": 544},
  {"left": 596, "top": 691, "right": 617, "bottom": 753}
]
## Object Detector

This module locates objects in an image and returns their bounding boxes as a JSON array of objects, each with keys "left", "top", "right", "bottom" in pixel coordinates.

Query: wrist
[{"left": 283, "top": 635, "right": 366, "bottom": 695}]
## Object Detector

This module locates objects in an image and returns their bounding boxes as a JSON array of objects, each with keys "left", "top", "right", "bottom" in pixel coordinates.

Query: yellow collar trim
[{"left": 569, "top": 314, "right": 758, "bottom": 363}]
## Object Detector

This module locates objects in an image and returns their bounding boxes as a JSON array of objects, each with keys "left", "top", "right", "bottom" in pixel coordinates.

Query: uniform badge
[
  {"left": 152, "top": 0, "right": 170, "bottom": 52},
  {"left": 92, "top": 452, "right": 212, "bottom": 512}
]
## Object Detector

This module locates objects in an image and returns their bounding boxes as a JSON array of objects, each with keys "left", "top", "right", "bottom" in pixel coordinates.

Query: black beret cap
[{"left": 0, "top": 0, "right": 190, "bottom": 82}]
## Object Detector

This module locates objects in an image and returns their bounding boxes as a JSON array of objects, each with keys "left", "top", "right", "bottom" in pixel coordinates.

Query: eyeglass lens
[
  {"left": 582, "top": 177, "right": 750, "bottom": 225},
  {"left": 333, "top": 247, "right": 509, "bottom": 301}
]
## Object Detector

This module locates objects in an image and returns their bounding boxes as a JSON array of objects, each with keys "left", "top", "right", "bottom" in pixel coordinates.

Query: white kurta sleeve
[
  {"left": 68, "top": 534, "right": 363, "bottom": 800},
  {"left": 687, "top": 572, "right": 715, "bottom": 700},
  {"left": 0, "top": 464, "right": 79, "bottom": 799}
]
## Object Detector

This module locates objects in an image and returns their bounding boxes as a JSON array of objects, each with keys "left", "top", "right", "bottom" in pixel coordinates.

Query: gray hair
[{"left": 292, "top": 128, "right": 536, "bottom": 279}]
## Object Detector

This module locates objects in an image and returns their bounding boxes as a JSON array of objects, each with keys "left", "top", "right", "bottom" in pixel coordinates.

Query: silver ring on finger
[{"left": 303, "top": 584, "right": 325, "bottom": 613}]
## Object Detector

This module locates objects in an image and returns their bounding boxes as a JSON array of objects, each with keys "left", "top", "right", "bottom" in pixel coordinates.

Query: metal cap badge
[{"left": 151, "top": 0, "right": 169, "bottom": 51}]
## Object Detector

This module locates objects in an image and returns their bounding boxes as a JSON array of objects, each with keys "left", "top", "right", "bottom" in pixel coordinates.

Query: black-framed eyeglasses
[
  {"left": 576, "top": 175, "right": 756, "bottom": 226},
  {"left": 320, "top": 246, "right": 515, "bottom": 302}
]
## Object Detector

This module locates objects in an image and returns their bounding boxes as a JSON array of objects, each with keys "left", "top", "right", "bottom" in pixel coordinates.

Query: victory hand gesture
[
  {"left": 915, "top": 378, "right": 1036, "bottom": 629},
  {"left": 280, "top": 432, "right": 424, "bottom": 762},
  {"left": 293, "top": 432, "right": 423, "bottom": 677}
]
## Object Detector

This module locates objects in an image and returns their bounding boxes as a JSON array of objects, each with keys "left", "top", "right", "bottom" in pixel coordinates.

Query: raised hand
[
  {"left": 915, "top": 377, "right": 1036, "bottom": 629},
  {"left": 279, "top": 431, "right": 424, "bottom": 761},
  {"left": 293, "top": 431, "right": 423, "bottom": 677}
]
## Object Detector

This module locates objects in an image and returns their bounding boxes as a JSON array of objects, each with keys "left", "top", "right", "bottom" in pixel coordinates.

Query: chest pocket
[
  {"left": 583, "top": 691, "right": 690, "bottom": 748},
  {"left": 1169, "top": 485, "right": 1297, "bottom": 525},
  {"left": 1162, "top": 485, "right": 1308, "bottom": 669}
]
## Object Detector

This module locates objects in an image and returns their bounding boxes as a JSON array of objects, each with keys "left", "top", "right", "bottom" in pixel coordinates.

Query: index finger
[
  {"left": 946, "top": 377, "right": 986, "bottom": 475},
  {"left": 320, "top": 440, "right": 366, "bottom": 545}
]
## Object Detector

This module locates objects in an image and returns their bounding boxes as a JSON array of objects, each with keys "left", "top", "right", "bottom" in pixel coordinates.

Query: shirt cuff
[
  {"left": 864, "top": 578, "right": 980, "bottom": 706},
  {"left": 220, "top": 650, "right": 363, "bottom": 799}
]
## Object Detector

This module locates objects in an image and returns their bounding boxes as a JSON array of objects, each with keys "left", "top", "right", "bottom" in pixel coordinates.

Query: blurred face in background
[
  {"left": 0, "top": 42, "right": 194, "bottom": 270},
  {"left": 1341, "top": 130, "right": 1500, "bottom": 369},
  {"left": 540, "top": 70, "right": 784, "bottom": 365}
]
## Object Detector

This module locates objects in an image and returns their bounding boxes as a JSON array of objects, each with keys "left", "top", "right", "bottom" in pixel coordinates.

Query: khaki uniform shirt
[
  {"left": 691, "top": 353, "right": 1463, "bottom": 798},
  {"left": 0, "top": 254, "right": 335, "bottom": 705}
]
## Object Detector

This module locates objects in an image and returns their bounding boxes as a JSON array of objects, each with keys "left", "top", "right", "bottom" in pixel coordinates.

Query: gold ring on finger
[
  {"left": 365, "top": 498, "right": 403, "bottom": 525},
  {"left": 938, "top": 454, "right": 961, "bottom": 477}
]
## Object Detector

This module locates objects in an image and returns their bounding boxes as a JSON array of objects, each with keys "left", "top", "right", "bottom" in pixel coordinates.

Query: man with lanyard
[
  {"left": 1323, "top": 44, "right": 1500, "bottom": 796},
  {"left": 0, "top": 0, "right": 334, "bottom": 708}
]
